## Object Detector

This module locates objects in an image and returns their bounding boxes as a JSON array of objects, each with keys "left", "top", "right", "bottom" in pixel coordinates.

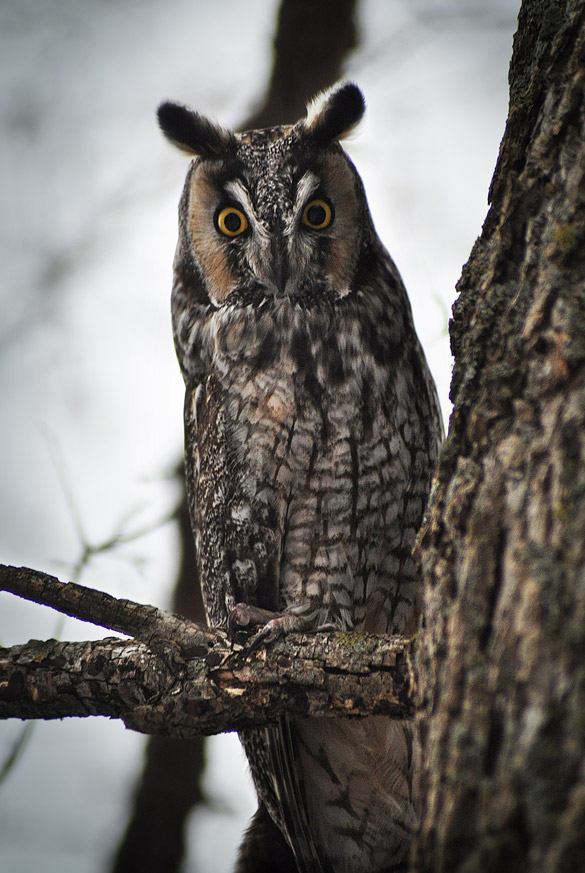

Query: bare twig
[{"left": 0, "top": 564, "right": 202, "bottom": 653}]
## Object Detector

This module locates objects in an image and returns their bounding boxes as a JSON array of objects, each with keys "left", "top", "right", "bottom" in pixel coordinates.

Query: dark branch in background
[
  {"left": 243, "top": 0, "right": 358, "bottom": 129},
  {"left": 0, "top": 564, "right": 412, "bottom": 734}
]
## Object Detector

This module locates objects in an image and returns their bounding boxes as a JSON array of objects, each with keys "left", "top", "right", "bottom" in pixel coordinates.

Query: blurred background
[{"left": 0, "top": 1, "right": 518, "bottom": 871}]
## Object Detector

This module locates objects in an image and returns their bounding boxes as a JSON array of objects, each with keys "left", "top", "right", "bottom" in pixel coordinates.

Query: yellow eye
[
  {"left": 216, "top": 206, "right": 248, "bottom": 237},
  {"left": 302, "top": 198, "right": 333, "bottom": 230}
]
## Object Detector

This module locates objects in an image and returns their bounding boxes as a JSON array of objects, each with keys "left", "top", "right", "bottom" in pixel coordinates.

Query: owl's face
[{"left": 158, "top": 84, "right": 373, "bottom": 308}]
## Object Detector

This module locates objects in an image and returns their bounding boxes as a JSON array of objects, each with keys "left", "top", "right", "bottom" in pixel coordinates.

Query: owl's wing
[
  {"left": 269, "top": 720, "right": 328, "bottom": 873},
  {"left": 184, "top": 374, "right": 329, "bottom": 868},
  {"left": 242, "top": 721, "right": 328, "bottom": 873},
  {"left": 183, "top": 376, "right": 282, "bottom": 626}
]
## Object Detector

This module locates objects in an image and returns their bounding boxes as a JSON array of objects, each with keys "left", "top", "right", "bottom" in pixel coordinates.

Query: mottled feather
[{"left": 161, "top": 82, "right": 442, "bottom": 873}]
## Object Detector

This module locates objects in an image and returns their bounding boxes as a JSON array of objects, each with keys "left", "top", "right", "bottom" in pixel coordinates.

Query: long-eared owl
[{"left": 158, "top": 83, "right": 442, "bottom": 873}]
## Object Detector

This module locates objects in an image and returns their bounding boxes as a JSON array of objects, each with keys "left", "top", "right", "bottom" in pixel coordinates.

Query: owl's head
[{"left": 158, "top": 83, "right": 374, "bottom": 308}]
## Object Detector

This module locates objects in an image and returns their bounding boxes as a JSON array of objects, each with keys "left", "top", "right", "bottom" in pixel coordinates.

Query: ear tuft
[
  {"left": 157, "top": 101, "right": 236, "bottom": 157},
  {"left": 304, "top": 82, "right": 365, "bottom": 145}
]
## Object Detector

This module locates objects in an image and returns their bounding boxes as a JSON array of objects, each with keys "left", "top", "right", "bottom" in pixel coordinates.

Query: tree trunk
[{"left": 414, "top": 1, "right": 585, "bottom": 871}]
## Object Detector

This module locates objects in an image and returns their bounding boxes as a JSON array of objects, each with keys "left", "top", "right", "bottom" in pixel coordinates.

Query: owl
[{"left": 158, "top": 83, "right": 442, "bottom": 873}]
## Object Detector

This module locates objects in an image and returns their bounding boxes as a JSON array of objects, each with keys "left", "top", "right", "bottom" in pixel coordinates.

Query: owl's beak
[{"left": 270, "top": 237, "right": 290, "bottom": 295}]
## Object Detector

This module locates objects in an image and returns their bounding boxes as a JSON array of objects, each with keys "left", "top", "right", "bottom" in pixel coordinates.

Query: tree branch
[
  {"left": 0, "top": 564, "right": 202, "bottom": 652},
  {"left": 0, "top": 564, "right": 412, "bottom": 737}
]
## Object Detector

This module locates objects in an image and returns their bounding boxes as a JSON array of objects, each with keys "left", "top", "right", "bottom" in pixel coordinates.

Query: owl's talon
[
  {"left": 228, "top": 602, "right": 277, "bottom": 644},
  {"left": 228, "top": 605, "right": 307, "bottom": 650},
  {"left": 244, "top": 617, "right": 288, "bottom": 652}
]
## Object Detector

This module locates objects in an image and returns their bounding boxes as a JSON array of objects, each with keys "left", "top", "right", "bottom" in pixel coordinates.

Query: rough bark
[
  {"left": 0, "top": 565, "right": 412, "bottom": 736},
  {"left": 413, "top": 1, "right": 585, "bottom": 871}
]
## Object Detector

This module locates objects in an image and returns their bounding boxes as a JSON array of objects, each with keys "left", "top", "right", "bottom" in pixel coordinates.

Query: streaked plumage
[{"left": 158, "top": 82, "right": 442, "bottom": 873}]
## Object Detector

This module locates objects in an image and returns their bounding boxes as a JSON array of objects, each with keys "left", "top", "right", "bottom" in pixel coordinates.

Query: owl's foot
[
  {"left": 228, "top": 602, "right": 314, "bottom": 648},
  {"left": 228, "top": 603, "right": 277, "bottom": 642}
]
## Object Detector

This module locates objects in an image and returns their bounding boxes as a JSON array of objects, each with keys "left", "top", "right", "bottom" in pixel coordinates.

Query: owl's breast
[
  {"left": 203, "top": 300, "right": 415, "bottom": 634},
  {"left": 211, "top": 299, "right": 378, "bottom": 397}
]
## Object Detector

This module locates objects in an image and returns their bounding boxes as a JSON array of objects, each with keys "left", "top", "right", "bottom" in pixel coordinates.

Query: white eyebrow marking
[
  {"left": 224, "top": 179, "right": 255, "bottom": 215},
  {"left": 294, "top": 171, "right": 321, "bottom": 213},
  {"left": 283, "top": 171, "right": 321, "bottom": 238},
  {"left": 224, "top": 178, "right": 272, "bottom": 244}
]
